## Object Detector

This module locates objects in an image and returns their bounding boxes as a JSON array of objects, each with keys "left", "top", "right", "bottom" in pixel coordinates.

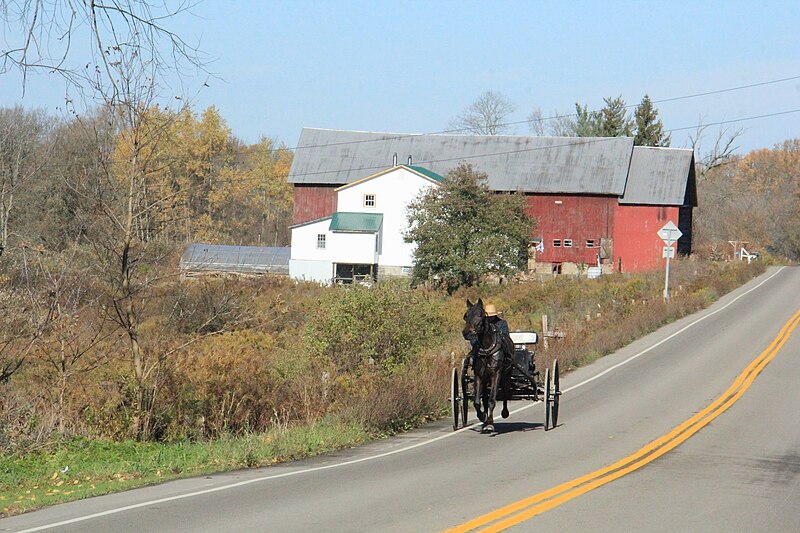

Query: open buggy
[{"left": 450, "top": 330, "right": 561, "bottom": 431}]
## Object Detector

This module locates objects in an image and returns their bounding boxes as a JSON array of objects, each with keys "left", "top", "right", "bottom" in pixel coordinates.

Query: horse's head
[{"left": 462, "top": 298, "right": 486, "bottom": 342}]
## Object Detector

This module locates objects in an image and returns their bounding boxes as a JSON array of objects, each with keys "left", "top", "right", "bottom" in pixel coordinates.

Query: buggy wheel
[
  {"left": 543, "top": 367, "right": 551, "bottom": 431},
  {"left": 552, "top": 359, "right": 560, "bottom": 429},
  {"left": 451, "top": 367, "right": 460, "bottom": 431},
  {"left": 460, "top": 358, "right": 470, "bottom": 427}
]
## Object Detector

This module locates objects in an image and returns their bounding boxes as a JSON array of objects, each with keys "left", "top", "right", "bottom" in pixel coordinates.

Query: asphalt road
[{"left": 2, "top": 266, "right": 799, "bottom": 533}]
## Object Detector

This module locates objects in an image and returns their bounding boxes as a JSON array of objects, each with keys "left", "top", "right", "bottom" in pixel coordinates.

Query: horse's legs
[
  {"left": 473, "top": 371, "right": 485, "bottom": 422},
  {"left": 500, "top": 367, "right": 510, "bottom": 419},
  {"left": 483, "top": 369, "right": 502, "bottom": 432}
]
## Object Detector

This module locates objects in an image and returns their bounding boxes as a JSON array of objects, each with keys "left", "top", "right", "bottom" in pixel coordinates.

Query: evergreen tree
[
  {"left": 572, "top": 103, "right": 600, "bottom": 136},
  {"left": 595, "top": 95, "right": 634, "bottom": 137},
  {"left": 633, "top": 95, "right": 671, "bottom": 146}
]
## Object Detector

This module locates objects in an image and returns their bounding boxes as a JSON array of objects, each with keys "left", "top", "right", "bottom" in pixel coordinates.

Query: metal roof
[
  {"left": 180, "top": 244, "right": 290, "bottom": 274},
  {"left": 621, "top": 147, "right": 696, "bottom": 206},
  {"left": 406, "top": 165, "right": 445, "bottom": 182},
  {"left": 288, "top": 128, "right": 635, "bottom": 195},
  {"left": 329, "top": 212, "right": 383, "bottom": 232}
]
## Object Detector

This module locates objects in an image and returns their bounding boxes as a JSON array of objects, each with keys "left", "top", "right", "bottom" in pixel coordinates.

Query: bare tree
[
  {"left": 449, "top": 91, "right": 516, "bottom": 135},
  {"left": 689, "top": 117, "right": 744, "bottom": 179},
  {"left": 0, "top": 106, "right": 54, "bottom": 255},
  {"left": 1, "top": 1, "right": 205, "bottom": 99},
  {"left": 2, "top": 0, "right": 208, "bottom": 440},
  {"left": 526, "top": 107, "right": 546, "bottom": 136},
  {"left": 527, "top": 107, "right": 580, "bottom": 137}
]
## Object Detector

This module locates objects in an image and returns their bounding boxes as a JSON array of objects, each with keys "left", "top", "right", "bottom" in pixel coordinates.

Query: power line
[
  {"left": 282, "top": 108, "right": 800, "bottom": 181},
  {"left": 265, "top": 73, "right": 800, "bottom": 154}
]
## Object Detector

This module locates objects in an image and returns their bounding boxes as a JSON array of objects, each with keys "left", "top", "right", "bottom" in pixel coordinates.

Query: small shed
[{"left": 180, "top": 244, "right": 290, "bottom": 277}]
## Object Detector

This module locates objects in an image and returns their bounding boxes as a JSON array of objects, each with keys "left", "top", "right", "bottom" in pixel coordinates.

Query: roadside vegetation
[{"left": 2, "top": 258, "right": 765, "bottom": 516}]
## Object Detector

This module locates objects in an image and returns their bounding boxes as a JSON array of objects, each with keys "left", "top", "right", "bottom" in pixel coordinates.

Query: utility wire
[
  {"left": 282, "top": 108, "right": 800, "bottom": 180},
  {"left": 259, "top": 73, "right": 800, "bottom": 154}
]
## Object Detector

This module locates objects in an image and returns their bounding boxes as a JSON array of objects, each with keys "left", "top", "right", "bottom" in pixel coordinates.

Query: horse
[{"left": 462, "top": 298, "right": 514, "bottom": 433}]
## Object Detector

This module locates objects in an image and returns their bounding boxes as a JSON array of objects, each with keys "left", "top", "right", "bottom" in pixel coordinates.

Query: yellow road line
[{"left": 446, "top": 308, "right": 800, "bottom": 533}]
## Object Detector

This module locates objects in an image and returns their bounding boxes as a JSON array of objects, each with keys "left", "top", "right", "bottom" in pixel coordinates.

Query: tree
[
  {"left": 594, "top": 96, "right": 634, "bottom": 137},
  {"left": 527, "top": 107, "right": 576, "bottom": 137},
  {"left": 0, "top": 1, "right": 204, "bottom": 97},
  {"left": 449, "top": 91, "right": 516, "bottom": 135},
  {"left": 404, "top": 163, "right": 535, "bottom": 292},
  {"left": 694, "top": 138, "right": 800, "bottom": 261},
  {"left": 633, "top": 95, "right": 670, "bottom": 146},
  {"left": 527, "top": 107, "right": 546, "bottom": 136},
  {"left": 689, "top": 118, "right": 744, "bottom": 179},
  {"left": 572, "top": 103, "right": 599, "bottom": 136},
  {"left": 2, "top": 0, "right": 208, "bottom": 440},
  {"left": 0, "top": 106, "right": 53, "bottom": 255}
]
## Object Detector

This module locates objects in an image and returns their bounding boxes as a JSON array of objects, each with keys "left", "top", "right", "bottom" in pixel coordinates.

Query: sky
[{"left": 2, "top": 0, "right": 800, "bottom": 156}]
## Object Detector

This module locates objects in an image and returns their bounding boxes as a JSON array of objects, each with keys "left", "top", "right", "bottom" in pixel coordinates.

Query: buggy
[{"left": 450, "top": 331, "right": 561, "bottom": 431}]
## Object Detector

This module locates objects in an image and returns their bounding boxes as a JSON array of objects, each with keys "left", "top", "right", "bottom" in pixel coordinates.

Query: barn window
[
  {"left": 364, "top": 194, "right": 376, "bottom": 208},
  {"left": 586, "top": 239, "right": 596, "bottom": 248},
  {"left": 316, "top": 234, "right": 326, "bottom": 249},
  {"left": 552, "top": 239, "right": 561, "bottom": 247},
  {"left": 563, "top": 239, "right": 573, "bottom": 248}
]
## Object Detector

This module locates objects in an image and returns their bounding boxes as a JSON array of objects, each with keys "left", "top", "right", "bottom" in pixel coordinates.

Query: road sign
[
  {"left": 658, "top": 221, "right": 682, "bottom": 301},
  {"left": 658, "top": 221, "right": 683, "bottom": 244}
]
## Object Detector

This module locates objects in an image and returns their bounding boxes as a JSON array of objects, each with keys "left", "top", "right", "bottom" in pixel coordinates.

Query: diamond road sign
[{"left": 658, "top": 221, "right": 683, "bottom": 244}]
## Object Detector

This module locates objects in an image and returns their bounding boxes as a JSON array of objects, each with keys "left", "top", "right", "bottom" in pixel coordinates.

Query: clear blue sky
[{"left": 3, "top": 0, "right": 799, "bottom": 155}]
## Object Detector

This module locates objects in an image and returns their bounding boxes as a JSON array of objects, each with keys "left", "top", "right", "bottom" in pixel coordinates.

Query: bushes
[
  {"left": 1, "top": 257, "right": 767, "bottom": 452},
  {"left": 304, "top": 282, "right": 447, "bottom": 375}
]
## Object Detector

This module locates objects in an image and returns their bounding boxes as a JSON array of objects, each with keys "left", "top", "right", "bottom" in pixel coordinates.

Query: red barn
[{"left": 288, "top": 129, "right": 696, "bottom": 274}]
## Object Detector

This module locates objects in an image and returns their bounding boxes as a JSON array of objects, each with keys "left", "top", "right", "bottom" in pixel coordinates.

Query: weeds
[{"left": 0, "top": 258, "right": 767, "bottom": 516}]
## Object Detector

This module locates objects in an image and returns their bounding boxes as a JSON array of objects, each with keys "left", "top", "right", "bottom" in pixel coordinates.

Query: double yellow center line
[{"left": 447, "top": 308, "right": 800, "bottom": 533}]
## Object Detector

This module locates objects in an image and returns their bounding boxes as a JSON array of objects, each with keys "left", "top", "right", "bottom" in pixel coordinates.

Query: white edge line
[{"left": 13, "top": 267, "right": 786, "bottom": 533}]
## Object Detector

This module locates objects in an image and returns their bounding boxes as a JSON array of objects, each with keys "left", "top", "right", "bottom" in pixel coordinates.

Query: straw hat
[{"left": 484, "top": 303, "right": 498, "bottom": 317}]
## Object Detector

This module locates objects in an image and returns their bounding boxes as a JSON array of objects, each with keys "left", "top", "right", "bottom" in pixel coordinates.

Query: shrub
[{"left": 303, "top": 282, "right": 447, "bottom": 375}]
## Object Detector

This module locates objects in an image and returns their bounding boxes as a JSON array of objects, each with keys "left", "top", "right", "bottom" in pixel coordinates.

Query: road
[{"left": 2, "top": 266, "right": 799, "bottom": 533}]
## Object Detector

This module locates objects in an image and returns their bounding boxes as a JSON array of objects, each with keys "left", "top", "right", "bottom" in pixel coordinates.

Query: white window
[
  {"left": 364, "top": 194, "right": 376, "bottom": 208},
  {"left": 316, "top": 234, "right": 326, "bottom": 249},
  {"left": 586, "top": 239, "right": 596, "bottom": 248},
  {"left": 563, "top": 239, "right": 573, "bottom": 248},
  {"left": 552, "top": 239, "right": 561, "bottom": 248}
]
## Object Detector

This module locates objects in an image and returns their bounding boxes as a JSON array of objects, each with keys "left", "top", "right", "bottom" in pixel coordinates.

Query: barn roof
[
  {"left": 621, "top": 147, "right": 697, "bottom": 206},
  {"left": 288, "top": 128, "right": 635, "bottom": 195},
  {"left": 180, "top": 244, "right": 290, "bottom": 275}
]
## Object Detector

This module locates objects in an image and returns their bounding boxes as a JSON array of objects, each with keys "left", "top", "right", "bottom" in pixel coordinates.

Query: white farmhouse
[{"left": 289, "top": 165, "right": 444, "bottom": 283}]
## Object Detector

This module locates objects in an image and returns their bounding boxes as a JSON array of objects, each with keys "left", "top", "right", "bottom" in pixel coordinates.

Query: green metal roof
[
  {"left": 405, "top": 165, "right": 445, "bottom": 183},
  {"left": 329, "top": 212, "right": 383, "bottom": 232}
]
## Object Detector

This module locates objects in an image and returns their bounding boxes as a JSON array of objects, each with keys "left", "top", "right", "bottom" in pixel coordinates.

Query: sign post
[{"left": 658, "top": 221, "right": 683, "bottom": 299}]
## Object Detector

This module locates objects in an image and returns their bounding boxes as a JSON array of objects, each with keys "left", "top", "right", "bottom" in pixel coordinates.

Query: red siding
[
  {"left": 613, "top": 205, "right": 679, "bottom": 272},
  {"left": 293, "top": 185, "right": 338, "bottom": 224},
  {"left": 525, "top": 195, "right": 616, "bottom": 265}
]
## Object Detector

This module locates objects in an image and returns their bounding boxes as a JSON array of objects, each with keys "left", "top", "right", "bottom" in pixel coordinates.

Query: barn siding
[
  {"left": 293, "top": 185, "right": 337, "bottom": 224},
  {"left": 525, "top": 194, "right": 616, "bottom": 265},
  {"left": 613, "top": 205, "right": 680, "bottom": 272}
]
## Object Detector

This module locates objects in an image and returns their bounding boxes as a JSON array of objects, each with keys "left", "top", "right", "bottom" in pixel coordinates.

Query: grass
[{"left": 0, "top": 417, "right": 369, "bottom": 517}]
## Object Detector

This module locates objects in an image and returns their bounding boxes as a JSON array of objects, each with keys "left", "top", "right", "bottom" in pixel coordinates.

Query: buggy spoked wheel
[
  {"left": 460, "top": 358, "right": 470, "bottom": 427},
  {"left": 451, "top": 367, "right": 460, "bottom": 431},
  {"left": 543, "top": 367, "right": 551, "bottom": 431},
  {"left": 551, "top": 359, "right": 560, "bottom": 429}
]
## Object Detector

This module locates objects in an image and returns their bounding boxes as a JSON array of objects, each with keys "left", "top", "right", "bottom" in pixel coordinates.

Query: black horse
[{"left": 462, "top": 299, "right": 514, "bottom": 433}]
